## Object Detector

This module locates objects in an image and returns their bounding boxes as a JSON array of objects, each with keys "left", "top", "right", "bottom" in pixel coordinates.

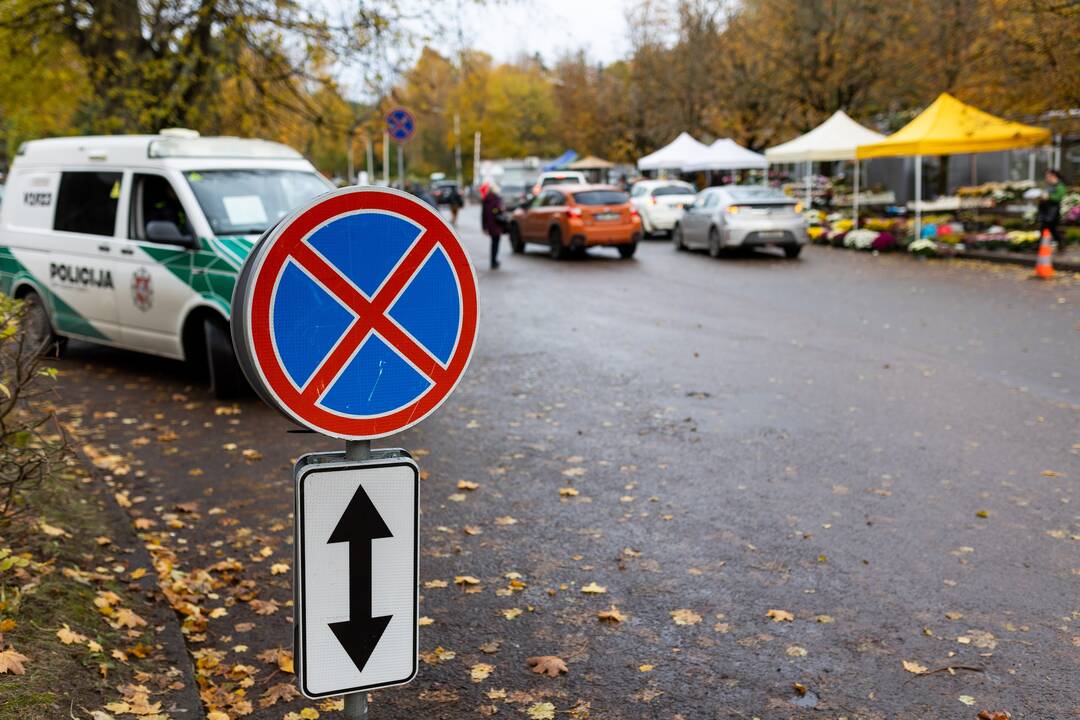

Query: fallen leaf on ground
[
  {"left": 424, "top": 579, "right": 449, "bottom": 588},
  {"left": 959, "top": 695, "right": 976, "bottom": 706},
  {"left": 501, "top": 608, "right": 522, "bottom": 620},
  {"left": 39, "top": 521, "right": 69, "bottom": 537},
  {"left": 0, "top": 647, "right": 29, "bottom": 674},
  {"left": 457, "top": 480, "right": 479, "bottom": 490},
  {"left": 786, "top": 645, "right": 808, "bottom": 657},
  {"left": 494, "top": 516, "right": 517, "bottom": 526},
  {"left": 527, "top": 702, "right": 556, "bottom": 720},
  {"left": 57, "top": 624, "right": 87, "bottom": 645},
  {"left": 767, "top": 609, "right": 794, "bottom": 622},
  {"left": 455, "top": 575, "right": 480, "bottom": 586},
  {"left": 270, "top": 563, "right": 290, "bottom": 575},
  {"left": 259, "top": 682, "right": 300, "bottom": 708},
  {"left": 249, "top": 598, "right": 280, "bottom": 615},
  {"left": 670, "top": 609, "right": 702, "bottom": 626},
  {"left": 559, "top": 487, "right": 579, "bottom": 497},
  {"left": 470, "top": 662, "right": 494, "bottom": 682},
  {"left": 903, "top": 660, "right": 928, "bottom": 674},
  {"left": 527, "top": 655, "right": 568, "bottom": 677},
  {"left": 597, "top": 606, "right": 627, "bottom": 623},
  {"left": 581, "top": 582, "right": 606, "bottom": 594}
]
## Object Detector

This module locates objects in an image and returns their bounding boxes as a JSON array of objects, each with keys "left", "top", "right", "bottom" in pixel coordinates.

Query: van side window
[
  {"left": 130, "top": 174, "right": 190, "bottom": 241},
  {"left": 54, "top": 171, "right": 122, "bottom": 236}
]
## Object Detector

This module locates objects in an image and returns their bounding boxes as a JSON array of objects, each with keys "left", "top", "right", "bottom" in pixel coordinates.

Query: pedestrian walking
[
  {"left": 1037, "top": 168, "right": 1067, "bottom": 247},
  {"left": 480, "top": 182, "right": 505, "bottom": 270},
  {"left": 448, "top": 184, "right": 464, "bottom": 227}
]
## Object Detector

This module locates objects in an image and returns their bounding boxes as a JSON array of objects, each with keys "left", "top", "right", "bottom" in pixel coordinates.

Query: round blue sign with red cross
[
  {"left": 386, "top": 108, "right": 415, "bottom": 144},
  {"left": 233, "top": 187, "right": 478, "bottom": 440}
]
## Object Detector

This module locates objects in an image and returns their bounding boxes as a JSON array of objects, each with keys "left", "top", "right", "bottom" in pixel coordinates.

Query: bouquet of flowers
[
  {"left": 908, "top": 238, "right": 938, "bottom": 257},
  {"left": 843, "top": 229, "right": 878, "bottom": 250},
  {"left": 1062, "top": 193, "right": 1080, "bottom": 223}
]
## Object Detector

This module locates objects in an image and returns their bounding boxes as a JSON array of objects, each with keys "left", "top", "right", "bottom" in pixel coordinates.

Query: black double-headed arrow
[{"left": 327, "top": 484, "right": 393, "bottom": 672}]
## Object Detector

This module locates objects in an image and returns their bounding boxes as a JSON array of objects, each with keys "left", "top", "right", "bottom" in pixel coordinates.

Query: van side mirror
[{"left": 146, "top": 220, "right": 196, "bottom": 248}]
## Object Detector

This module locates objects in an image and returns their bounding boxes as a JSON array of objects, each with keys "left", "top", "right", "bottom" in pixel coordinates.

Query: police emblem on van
[
  {"left": 131, "top": 267, "right": 153, "bottom": 311},
  {"left": 50, "top": 263, "right": 114, "bottom": 289}
]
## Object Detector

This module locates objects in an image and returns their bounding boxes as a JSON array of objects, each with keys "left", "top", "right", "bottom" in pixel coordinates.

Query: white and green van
[{"left": 0, "top": 129, "right": 333, "bottom": 396}]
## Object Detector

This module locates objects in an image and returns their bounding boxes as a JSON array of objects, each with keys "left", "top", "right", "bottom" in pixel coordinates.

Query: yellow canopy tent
[{"left": 856, "top": 93, "right": 1051, "bottom": 238}]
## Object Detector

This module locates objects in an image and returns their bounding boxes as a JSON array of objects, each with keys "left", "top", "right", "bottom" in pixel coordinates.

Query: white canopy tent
[
  {"left": 682, "top": 139, "right": 768, "bottom": 172},
  {"left": 764, "top": 110, "right": 886, "bottom": 223},
  {"left": 637, "top": 132, "right": 710, "bottom": 172}
]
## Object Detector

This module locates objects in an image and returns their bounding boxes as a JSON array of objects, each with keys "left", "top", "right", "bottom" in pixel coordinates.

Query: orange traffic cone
[{"left": 1034, "top": 229, "right": 1054, "bottom": 280}]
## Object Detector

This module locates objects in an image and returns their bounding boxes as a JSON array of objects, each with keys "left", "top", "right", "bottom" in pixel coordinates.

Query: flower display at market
[
  {"left": 871, "top": 232, "right": 897, "bottom": 251},
  {"left": 908, "top": 238, "right": 938, "bottom": 257},
  {"left": 843, "top": 229, "right": 878, "bottom": 250},
  {"left": 1006, "top": 230, "right": 1039, "bottom": 246},
  {"left": 1062, "top": 193, "right": 1080, "bottom": 223},
  {"left": 830, "top": 218, "right": 854, "bottom": 234}
]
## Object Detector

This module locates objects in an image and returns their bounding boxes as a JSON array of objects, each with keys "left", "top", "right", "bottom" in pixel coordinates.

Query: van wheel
[
  {"left": 22, "top": 290, "right": 66, "bottom": 358},
  {"left": 204, "top": 316, "right": 245, "bottom": 399},
  {"left": 549, "top": 226, "right": 566, "bottom": 260},
  {"left": 509, "top": 224, "right": 524, "bottom": 254}
]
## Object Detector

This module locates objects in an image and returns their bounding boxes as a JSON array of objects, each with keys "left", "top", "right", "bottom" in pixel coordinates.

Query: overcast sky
[{"left": 451, "top": 0, "right": 630, "bottom": 64}]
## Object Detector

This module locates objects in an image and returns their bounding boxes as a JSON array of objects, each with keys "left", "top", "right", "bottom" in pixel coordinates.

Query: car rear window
[
  {"left": 727, "top": 187, "right": 790, "bottom": 202},
  {"left": 541, "top": 176, "right": 580, "bottom": 186},
  {"left": 652, "top": 185, "right": 694, "bottom": 196},
  {"left": 573, "top": 190, "right": 629, "bottom": 205}
]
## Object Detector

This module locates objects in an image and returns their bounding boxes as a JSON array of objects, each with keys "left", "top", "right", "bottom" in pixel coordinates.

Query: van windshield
[{"left": 184, "top": 169, "right": 331, "bottom": 235}]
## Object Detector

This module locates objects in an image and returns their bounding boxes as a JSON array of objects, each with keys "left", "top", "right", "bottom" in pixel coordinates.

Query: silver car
[{"left": 674, "top": 186, "right": 807, "bottom": 258}]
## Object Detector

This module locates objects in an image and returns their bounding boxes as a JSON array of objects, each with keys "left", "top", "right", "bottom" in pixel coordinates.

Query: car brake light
[
  {"left": 726, "top": 205, "right": 741, "bottom": 215},
  {"left": 629, "top": 207, "right": 639, "bottom": 217},
  {"left": 567, "top": 207, "right": 582, "bottom": 218}
]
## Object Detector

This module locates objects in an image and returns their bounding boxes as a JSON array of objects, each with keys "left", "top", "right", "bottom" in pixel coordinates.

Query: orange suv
[{"left": 509, "top": 184, "right": 642, "bottom": 259}]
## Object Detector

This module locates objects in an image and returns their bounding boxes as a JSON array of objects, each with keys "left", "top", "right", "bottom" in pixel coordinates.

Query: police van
[{"left": 0, "top": 129, "right": 333, "bottom": 396}]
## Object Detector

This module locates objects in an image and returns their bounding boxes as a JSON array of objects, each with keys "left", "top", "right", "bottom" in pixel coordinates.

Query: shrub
[{"left": 0, "top": 296, "right": 68, "bottom": 521}]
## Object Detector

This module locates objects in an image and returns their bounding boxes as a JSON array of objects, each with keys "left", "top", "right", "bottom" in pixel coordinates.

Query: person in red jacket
[{"left": 480, "top": 182, "right": 505, "bottom": 269}]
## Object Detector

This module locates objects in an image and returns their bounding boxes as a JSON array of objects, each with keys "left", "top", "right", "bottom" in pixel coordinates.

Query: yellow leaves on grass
[
  {"left": 56, "top": 623, "right": 92, "bottom": 647},
  {"left": 527, "top": 655, "right": 568, "bottom": 677},
  {"left": 0, "top": 646, "right": 29, "bottom": 675},
  {"left": 670, "top": 609, "right": 701, "bottom": 626},
  {"left": 767, "top": 609, "right": 794, "bottom": 622}
]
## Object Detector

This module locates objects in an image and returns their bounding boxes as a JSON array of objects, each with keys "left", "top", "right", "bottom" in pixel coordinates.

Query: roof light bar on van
[{"left": 147, "top": 136, "right": 304, "bottom": 160}]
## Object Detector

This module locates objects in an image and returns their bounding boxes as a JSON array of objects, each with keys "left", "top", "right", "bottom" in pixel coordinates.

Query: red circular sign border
[{"left": 245, "top": 187, "right": 478, "bottom": 440}]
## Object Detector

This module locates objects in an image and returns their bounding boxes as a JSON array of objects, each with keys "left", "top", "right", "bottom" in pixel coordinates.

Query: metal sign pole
[
  {"left": 383, "top": 132, "right": 390, "bottom": 186},
  {"left": 343, "top": 438, "right": 370, "bottom": 719},
  {"left": 397, "top": 145, "right": 404, "bottom": 189}
]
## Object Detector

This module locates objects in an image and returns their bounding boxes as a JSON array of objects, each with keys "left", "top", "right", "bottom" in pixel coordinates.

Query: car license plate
[
  {"left": 595, "top": 212, "right": 620, "bottom": 222},
  {"left": 759, "top": 231, "right": 783, "bottom": 239}
]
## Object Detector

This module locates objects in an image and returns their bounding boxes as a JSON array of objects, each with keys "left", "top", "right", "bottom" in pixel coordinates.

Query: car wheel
[
  {"left": 674, "top": 223, "right": 686, "bottom": 251},
  {"left": 509, "top": 224, "right": 524, "bottom": 254},
  {"left": 205, "top": 316, "right": 246, "bottom": 399},
  {"left": 548, "top": 226, "right": 566, "bottom": 260},
  {"left": 708, "top": 227, "right": 723, "bottom": 258},
  {"left": 784, "top": 244, "right": 802, "bottom": 259},
  {"left": 22, "top": 289, "right": 66, "bottom": 358},
  {"left": 618, "top": 242, "right": 637, "bottom": 259}
]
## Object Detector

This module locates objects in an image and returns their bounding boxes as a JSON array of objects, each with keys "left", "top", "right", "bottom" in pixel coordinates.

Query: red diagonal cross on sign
[{"left": 289, "top": 232, "right": 450, "bottom": 403}]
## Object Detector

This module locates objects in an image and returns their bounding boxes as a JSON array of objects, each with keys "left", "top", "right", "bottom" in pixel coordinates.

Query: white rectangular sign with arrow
[{"left": 294, "top": 452, "right": 418, "bottom": 698}]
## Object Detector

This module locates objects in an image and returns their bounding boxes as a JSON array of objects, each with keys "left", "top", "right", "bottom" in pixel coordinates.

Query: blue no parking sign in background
[{"left": 386, "top": 108, "right": 416, "bottom": 143}]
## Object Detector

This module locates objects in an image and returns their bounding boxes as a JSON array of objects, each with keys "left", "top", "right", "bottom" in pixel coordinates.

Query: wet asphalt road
[{"left": 57, "top": 207, "right": 1078, "bottom": 719}]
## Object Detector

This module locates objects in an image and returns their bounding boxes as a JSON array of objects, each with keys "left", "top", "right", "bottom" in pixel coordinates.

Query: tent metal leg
[
  {"left": 853, "top": 160, "right": 860, "bottom": 228},
  {"left": 914, "top": 155, "right": 922, "bottom": 242}
]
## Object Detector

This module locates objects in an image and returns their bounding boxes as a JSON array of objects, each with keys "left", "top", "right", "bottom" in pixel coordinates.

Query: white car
[
  {"left": 630, "top": 180, "right": 696, "bottom": 237},
  {"left": 0, "top": 129, "right": 333, "bottom": 396},
  {"left": 530, "top": 170, "right": 587, "bottom": 196}
]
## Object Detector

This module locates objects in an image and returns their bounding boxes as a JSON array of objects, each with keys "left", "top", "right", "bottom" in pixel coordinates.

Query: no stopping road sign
[
  {"left": 386, "top": 108, "right": 415, "bottom": 143},
  {"left": 232, "top": 186, "right": 479, "bottom": 439}
]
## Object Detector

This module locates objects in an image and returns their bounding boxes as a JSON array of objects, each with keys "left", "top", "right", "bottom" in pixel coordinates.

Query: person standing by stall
[
  {"left": 1038, "top": 168, "right": 1067, "bottom": 247},
  {"left": 480, "top": 182, "right": 505, "bottom": 270},
  {"left": 447, "top": 183, "right": 464, "bottom": 226}
]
